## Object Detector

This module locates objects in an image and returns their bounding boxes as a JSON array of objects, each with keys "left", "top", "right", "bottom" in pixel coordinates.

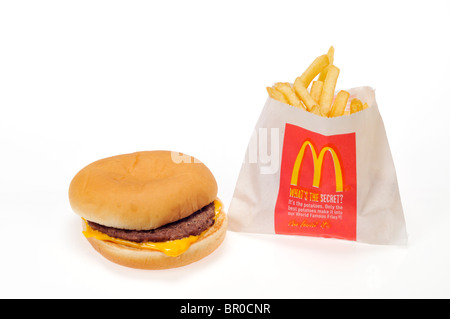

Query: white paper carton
[{"left": 228, "top": 87, "right": 407, "bottom": 245}]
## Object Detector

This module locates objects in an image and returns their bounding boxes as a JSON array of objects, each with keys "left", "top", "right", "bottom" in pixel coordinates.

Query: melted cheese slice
[{"left": 82, "top": 200, "right": 222, "bottom": 257}]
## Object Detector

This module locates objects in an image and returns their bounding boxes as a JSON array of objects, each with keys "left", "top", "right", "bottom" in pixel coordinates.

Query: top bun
[{"left": 69, "top": 151, "right": 218, "bottom": 230}]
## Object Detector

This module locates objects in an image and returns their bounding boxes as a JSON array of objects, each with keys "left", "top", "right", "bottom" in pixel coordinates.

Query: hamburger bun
[{"left": 69, "top": 150, "right": 227, "bottom": 269}]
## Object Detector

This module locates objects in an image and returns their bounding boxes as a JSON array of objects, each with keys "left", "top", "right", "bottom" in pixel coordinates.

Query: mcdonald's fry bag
[{"left": 228, "top": 86, "right": 407, "bottom": 245}]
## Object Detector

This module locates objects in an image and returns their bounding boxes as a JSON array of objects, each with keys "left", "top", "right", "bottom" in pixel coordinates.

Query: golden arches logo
[{"left": 290, "top": 141, "right": 343, "bottom": 192}]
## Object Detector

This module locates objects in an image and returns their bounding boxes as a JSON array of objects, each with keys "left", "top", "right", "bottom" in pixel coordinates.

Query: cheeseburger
[{"left": 69, "top": 151, "right": 227, "bottom": 269}]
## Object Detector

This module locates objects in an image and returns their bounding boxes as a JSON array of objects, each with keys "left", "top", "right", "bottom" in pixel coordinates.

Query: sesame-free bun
[
  {"left": 83, "top": 208, "right": 227, "bottom": 270},
  {"left": 69, "top": 151, "right": 218, "bottom": 230}
]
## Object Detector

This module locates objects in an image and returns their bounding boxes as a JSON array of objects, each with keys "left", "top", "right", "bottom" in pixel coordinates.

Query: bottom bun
[{"left": 84, "top": 211, "right": 227, "bottom": 270}]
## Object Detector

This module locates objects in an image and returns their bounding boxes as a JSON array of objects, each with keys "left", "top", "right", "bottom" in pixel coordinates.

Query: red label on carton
[{"left": 275, "top": 124, "right": 357, "bottom": 241}]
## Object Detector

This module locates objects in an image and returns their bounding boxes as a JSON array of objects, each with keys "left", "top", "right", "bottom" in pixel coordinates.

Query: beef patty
[{"left": 87, "top": 202, "right": 216, "bottom": 243}]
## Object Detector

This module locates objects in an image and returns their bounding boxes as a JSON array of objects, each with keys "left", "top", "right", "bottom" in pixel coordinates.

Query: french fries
[
  {"left": 266, "top": 47, "right": 370, "bottom": 117},
  {"left": 273, "top": 82, "right": 305, "bottom": 110},
  {"left": 297, "top": 54, "right": 329, "bottom": 88},
  {"left": 310, "top": 80, "right": 323, "bottom": 104},
  {"left": 329, "top": 90, "right": 350, "bottom": 117},
  {"left": 350, "top": 98, "right": 363, "bottom": 114},
  {"left": 310, "top": 104, "right": 322, "bottom": 116},
  {"left": 293, "top": 79, "right": 319, "bottom": 111},
  {"left": 267, "top": 87, "right": 288, "bottom": 104},
  {"left": 319, "top": 65, "right": 340, "bottom": 116},
  {"left": 318, "top": 46, "right": 335, "bottom": 82}
]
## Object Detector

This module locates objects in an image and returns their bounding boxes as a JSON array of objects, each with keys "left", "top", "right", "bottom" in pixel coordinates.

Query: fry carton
[{"left": 228, "top": 86, "right": 407, "bottom": 245}]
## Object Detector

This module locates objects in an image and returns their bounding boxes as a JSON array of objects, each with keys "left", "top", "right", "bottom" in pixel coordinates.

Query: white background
[{"left": 1, "top": 0, "right": 449, "bottom": 299}]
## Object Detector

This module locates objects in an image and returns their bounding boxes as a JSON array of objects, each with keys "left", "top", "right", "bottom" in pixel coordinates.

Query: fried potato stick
[
  {"left": 267, "top": 87, "right": 288, "bottom": 104},
  {"left": 293, "top": 79, "right": 318, "bottom": 111},
  {"left": 319, "top": 65, "right": 340, "bottom": 116},
  {"left": 273, "top": 82, "right": 305, "bottom": 109},
  {"left": 310, "top": 80, "right": 323, "bottom": 104},
  {"left": 329, "top": 90, "right": 350, "bottom": 117},
  {"left": 297, "top": 54, "right": 329, "bottom": 88},
  {"left": 310, "top": 104, "right": 322, "bottom": 116},
  {"left": 318, "top": 46, "right": 335, "bottom": 82},
  {"left": 350, "top": 98, "right": 363, "bottom": 114}
]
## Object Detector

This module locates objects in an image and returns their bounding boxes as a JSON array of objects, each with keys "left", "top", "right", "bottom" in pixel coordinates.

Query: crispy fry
[
  {"left": 310, "top": 104, "right": 322, "bottom": 116},
  {"left": 326, "top": 46, "right": 335, "bottom": 64},
  {"left": 310, "top": 80, "right": 323, "bottom": 104},
  {"left": 297, "top": 54, "right": 329, "bottom": 88},
  {"left": 293, "top": 79, "right": 318, "bottom": 111},
  {"left": 350, "top": 98, "right": 363, "bottom": 114},
  {"left": 318, "top": 46, "right": 335, "bottom": 82},
  {"left": 267, "top": 87, "right": 288, "bottom": 104},
  {"left": 329, "top": 90, "right": 350, "bottom": 117},
  {"left": 319, "top": 65, "right": 340, "bottom": 116},
  {"left": 273, "top": 82, "right": 305, "bottom": 110},
  {"left": 266, "top": 47, "right": 367, "bottom": 118}
]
